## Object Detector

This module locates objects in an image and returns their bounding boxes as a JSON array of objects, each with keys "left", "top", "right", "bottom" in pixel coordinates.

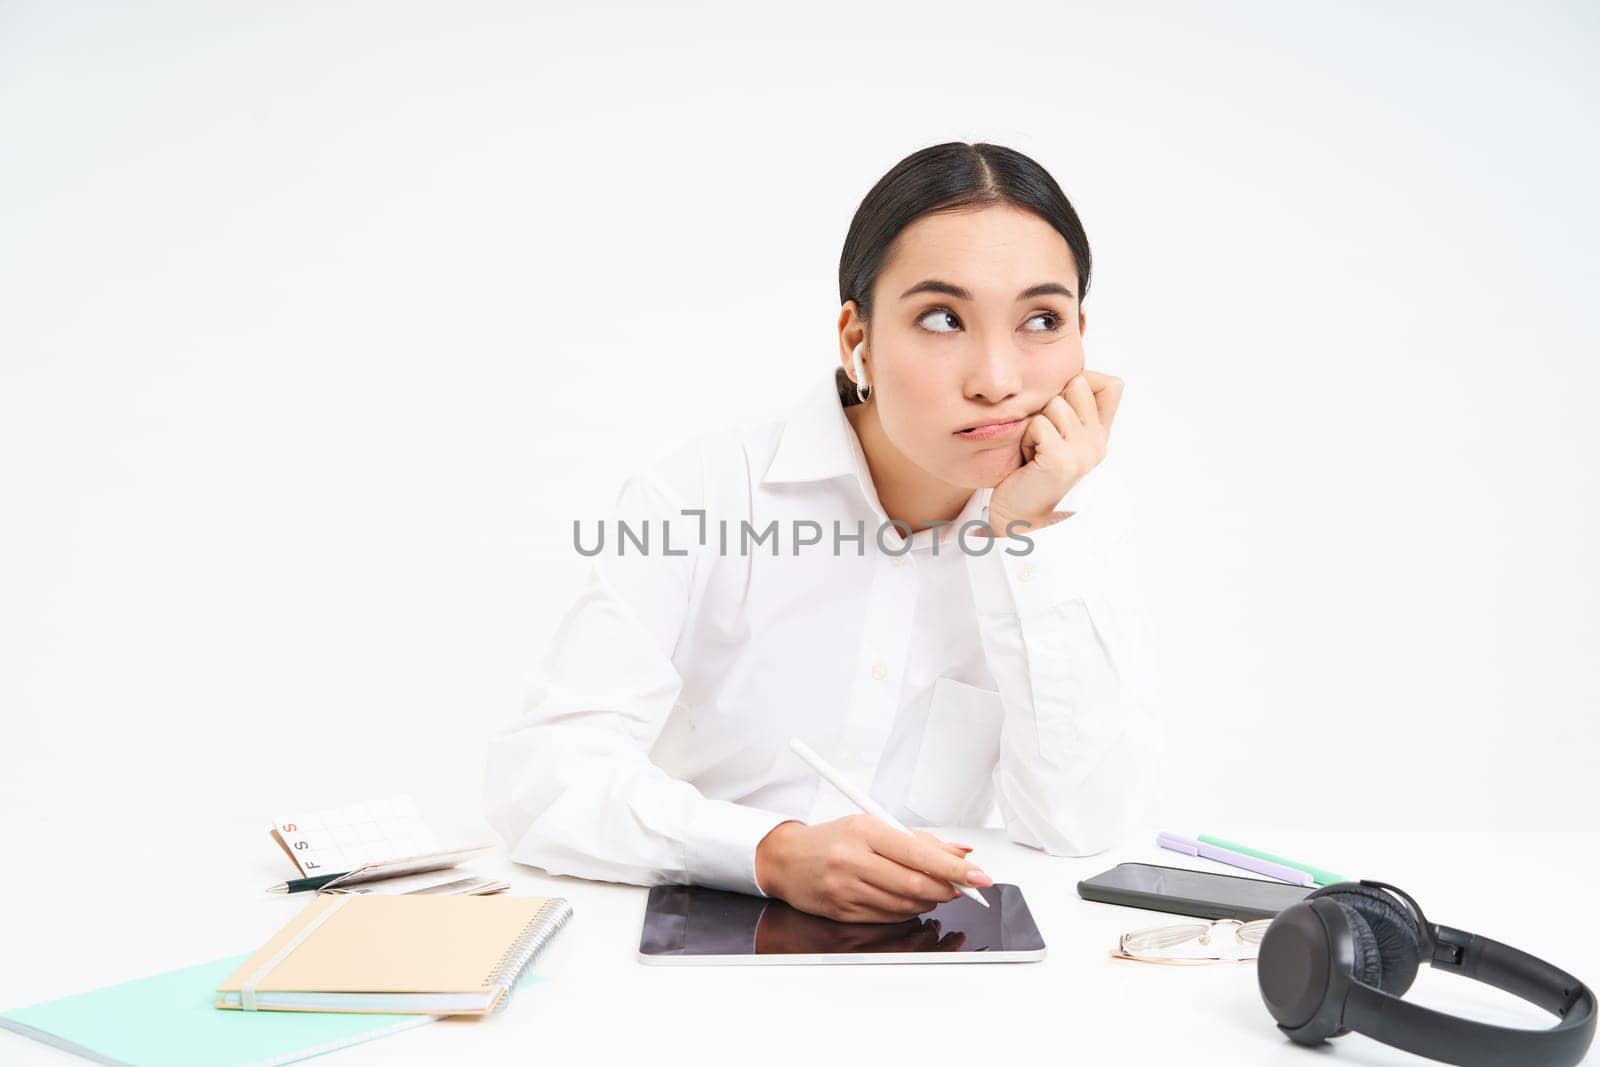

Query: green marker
[{"left": 1197, "top": 834, "right": 1347, "bottom": 886}]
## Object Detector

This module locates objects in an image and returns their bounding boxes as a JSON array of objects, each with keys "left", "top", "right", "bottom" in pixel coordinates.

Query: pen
[
  {"left": 1196, "top": 834, "right": 1347, "bottom": 887},
  {"left": 787, "top": 738, "right": 990, "bottom": 908},
  {"left": 265, "top": 871, "right": 349, "bottom": 895},
  {"left": 1157, "top": 832, "right": 1315, "bottom": 886}
]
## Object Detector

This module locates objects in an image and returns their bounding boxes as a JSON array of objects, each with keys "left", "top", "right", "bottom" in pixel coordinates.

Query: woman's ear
[
  {"left": 1079, "top": 308, "right": 1088, "bottom": 336},
  {"left": 837, "top": 300, "right": 867, "bottom": 378}
]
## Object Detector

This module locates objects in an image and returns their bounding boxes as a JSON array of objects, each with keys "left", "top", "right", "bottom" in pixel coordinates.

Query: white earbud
[{"left": 851, "top": 341, "right": 871, "bottom": 403}]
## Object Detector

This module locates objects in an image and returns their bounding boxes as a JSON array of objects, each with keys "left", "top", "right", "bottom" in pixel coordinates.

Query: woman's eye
[
  {"left": 917, "top": 308, "right": 961, "bottom": 333},
  {"left": 919, "top": 308, "right": 1063, "bottom": 334}
]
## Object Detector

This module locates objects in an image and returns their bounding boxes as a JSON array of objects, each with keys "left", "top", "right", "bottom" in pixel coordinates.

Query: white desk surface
[{"left": 2, "top": 817, "right": 1594, "bottom": 1066}]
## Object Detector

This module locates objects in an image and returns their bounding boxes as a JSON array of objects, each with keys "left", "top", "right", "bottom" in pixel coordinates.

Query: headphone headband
[{"left": 1343, "top": 924, "right": 1596, "bottom": 1067}]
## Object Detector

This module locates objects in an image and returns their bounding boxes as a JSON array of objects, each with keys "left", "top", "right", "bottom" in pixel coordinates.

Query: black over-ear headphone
[{"left": 1257, "top": 880, "right": 1595, "bottom": 1066}]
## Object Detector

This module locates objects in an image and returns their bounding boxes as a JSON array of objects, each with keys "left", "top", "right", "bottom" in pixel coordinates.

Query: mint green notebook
[{"left": 0, "top": 953, "right": 431, "bottom": 1067}]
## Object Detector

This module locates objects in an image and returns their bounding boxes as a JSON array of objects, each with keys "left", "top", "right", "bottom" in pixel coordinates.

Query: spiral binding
[{"left": 482, "top": 897, "right": 574, "bottom": 1013}]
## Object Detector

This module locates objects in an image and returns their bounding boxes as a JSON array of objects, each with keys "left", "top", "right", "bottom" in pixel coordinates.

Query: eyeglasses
[{"left": 1112, "top": 917, "right": 1271, "bottom": 964}]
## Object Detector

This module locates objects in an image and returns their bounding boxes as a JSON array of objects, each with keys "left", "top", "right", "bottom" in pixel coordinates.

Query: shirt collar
[
  {"left": 761, "top": 367, "right": 991, "bottom": 552},
  {"left": 760, "top": 368, "right": 861, "bottom": 487}
]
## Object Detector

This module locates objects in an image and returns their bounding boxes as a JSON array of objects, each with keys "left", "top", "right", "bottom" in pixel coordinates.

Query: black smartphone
[{"left": 1077, "top": 861, "right": 1313, "bottom": 921}]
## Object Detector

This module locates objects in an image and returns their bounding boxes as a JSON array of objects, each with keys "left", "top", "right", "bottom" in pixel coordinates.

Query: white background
[{"left": 2, "top": 0, "right": 1596, "bottom": 851}]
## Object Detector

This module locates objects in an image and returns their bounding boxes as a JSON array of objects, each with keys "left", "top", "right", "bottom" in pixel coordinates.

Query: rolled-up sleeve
[
  {"left": 963, "top": 466, "right": 1166, "bottom": 856},
  {"left": 484, "top": 465, "right": 794, "bottom": 896}
]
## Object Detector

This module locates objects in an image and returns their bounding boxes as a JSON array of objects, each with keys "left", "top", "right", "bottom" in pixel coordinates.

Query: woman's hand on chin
[{"left": 987, "top": 370, "right": 1123, "bottom": 536}]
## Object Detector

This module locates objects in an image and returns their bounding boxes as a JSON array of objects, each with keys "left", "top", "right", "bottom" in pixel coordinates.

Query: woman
[{"left": 485, "top": 142, "right": 1163, "bottom": 925}]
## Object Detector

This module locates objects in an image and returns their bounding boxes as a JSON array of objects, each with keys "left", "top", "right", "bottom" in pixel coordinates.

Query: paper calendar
[
  {"left": 270, "top": 795, "right": 438, "bottom": 877},
  {"left": 266, "top": 794, "right": 505, "bottom": 896}
]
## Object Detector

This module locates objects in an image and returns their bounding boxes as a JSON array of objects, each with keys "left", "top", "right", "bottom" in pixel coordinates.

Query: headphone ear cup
[
  {"left": 1259, "top": 900, "right": 1336, "bottom": 1036},
  {"left": 1328, "top": 905, "right": 1384, "bottom": 1039},
  {"left": 1259, "top": 898, "right": 1374, "bottom": 1043},
  {"left": 1308, "top": 884, "right": 1424, "bottom": 996},
  {"left": 1343, "top": 904, "right": 1384, "bottom": 989}
]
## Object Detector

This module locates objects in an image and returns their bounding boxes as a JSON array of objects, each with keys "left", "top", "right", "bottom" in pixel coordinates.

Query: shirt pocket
[{"left": 906, "top": 676, "right": 1004, "bottom": 826}]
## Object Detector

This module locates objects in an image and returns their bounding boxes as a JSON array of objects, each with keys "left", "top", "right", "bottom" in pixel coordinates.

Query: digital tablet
[{"left": 637, "top": 883, "right": 1045, "bottom": 964}]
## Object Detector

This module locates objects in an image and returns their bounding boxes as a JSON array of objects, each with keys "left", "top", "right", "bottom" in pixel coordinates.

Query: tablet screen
[{"left": 639, "top": 883, "right": 1044, "bottom": 960}]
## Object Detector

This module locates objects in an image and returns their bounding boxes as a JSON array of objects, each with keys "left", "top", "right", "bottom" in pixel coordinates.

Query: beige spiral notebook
[{"left": 216, "top": 894, "right": 573, "bottom": 1016}]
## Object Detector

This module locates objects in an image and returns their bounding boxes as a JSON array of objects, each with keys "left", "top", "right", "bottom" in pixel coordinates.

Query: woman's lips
[{"left": 954, "top": 418, "right": 1026, "bottom": 441}]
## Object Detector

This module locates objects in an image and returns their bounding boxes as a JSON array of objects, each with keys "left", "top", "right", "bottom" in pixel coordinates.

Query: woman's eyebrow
[{"left": 898, "top": 279, "right": 1076, "bottom": 302}]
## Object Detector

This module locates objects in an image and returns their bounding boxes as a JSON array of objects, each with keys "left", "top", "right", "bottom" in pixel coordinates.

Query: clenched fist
[{"left": 988, "top": 369, "right": 1122, "bottom": 536}]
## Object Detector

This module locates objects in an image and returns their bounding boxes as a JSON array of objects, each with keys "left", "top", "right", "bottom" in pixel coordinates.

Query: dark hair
[{"left": 836, "top": 142, "right": 1092, "bottom": 407}]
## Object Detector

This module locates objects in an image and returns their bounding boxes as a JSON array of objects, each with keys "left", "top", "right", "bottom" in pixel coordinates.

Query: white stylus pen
[{"left": 788, "top": 737, "right": 990, "bottom": 908}]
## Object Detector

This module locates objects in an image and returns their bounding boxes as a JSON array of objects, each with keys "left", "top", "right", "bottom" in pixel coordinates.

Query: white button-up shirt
[{"left": 485, "top": 368, "right": 1165, "bottom": 897}]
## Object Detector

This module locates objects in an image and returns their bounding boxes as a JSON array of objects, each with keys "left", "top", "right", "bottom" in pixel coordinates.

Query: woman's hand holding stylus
[
  {"left": 754, "top": 815, "right": 990, "bottom": 923},
  {"left": 987, "top": 369, "right": 1122, "bottom": 536}
]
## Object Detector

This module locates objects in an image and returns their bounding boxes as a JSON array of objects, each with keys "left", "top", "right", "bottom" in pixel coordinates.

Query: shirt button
[
  {"left": 1017, "top": 563, "right": 1035, "bottom": 583},
  {"left": 871, "top": 662, "right": 888, "bottom": 681},
  {"left": 890, "top": 555, "right": 908, "bottom": 568}
]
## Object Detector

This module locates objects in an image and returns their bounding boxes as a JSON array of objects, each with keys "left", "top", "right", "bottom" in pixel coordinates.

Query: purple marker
[{"left": 1157, "top": 831, "right": 1316, "bottom": 887}]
